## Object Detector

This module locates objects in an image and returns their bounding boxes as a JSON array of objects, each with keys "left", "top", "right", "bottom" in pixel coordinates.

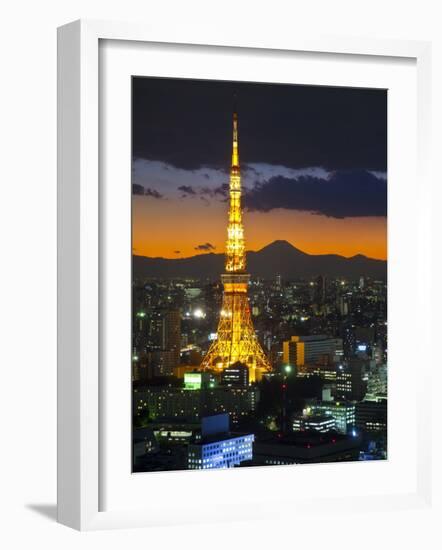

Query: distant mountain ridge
[{"left": 133, "top": 240, "right": 387, "bottom": 281}]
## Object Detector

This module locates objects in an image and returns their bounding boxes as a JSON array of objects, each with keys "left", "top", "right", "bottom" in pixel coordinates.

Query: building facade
[
  {"left": 310, "top": 401, "right": 356, "bottom": 434},
  {"left": 187, "top": 413, "right": 254, "bottom": 469},
  {"left": 134, "top": 385, "right": 260, "bottom": 423},
  {"left": 188, "top": 434, "right": 254, "bottom": 469},
  {"left": 292, "top": 414, "right": 336, "bottom": 433},
  {"left": 283, "top": 335, "right": 343, "bottom": 367}
]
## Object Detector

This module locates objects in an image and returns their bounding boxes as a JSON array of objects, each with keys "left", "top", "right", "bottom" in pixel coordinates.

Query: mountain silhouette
[{"left": 133, "top": 240, "right": 386, "bottom": 281}]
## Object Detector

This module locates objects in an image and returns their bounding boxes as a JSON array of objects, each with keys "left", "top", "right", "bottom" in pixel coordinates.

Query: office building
[
  {"left": 188, "top": 414, "right": 254, "bottom": 469},
  {"left": 283, "top": 335, "right": 343, "bottom": 367},
  {"left": 336, "top": 360, "right": 368, "bottom": 401},
  {"left": 134, "top": 384, "right": 260, "bottom": 423},
  {"left": 309, "top": 401, "right": 356, "bottom": 434},
  {"left": 355, "top": 399, "right": 387, "bottom": 433},
  {"left": 292, "top": 414, "right": 336, "bottom": 433}
]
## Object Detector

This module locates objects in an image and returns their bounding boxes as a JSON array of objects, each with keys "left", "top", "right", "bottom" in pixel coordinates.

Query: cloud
[
  {"left": 243, "top": 170, "right": 387, "bottom": 218},
  {"left": 198, "top": 183, "right": 229, "bottom": 200},
  {"left": 132, "top": 160, "right": 386, "bottom": 218},
  {"left": 178, "top": 183, "right": 229, "bottom": 202},
  {"left": 132, "top": 184, "right": 164, "bottom": 199},
  {"left": 132, "top": 183, "right": 146, "bottom": 195},
  {"left": 369, "top": 170, "right": 387, "bottom": 180},
  {"left": 178, "top": 185, "right": 197, "bottom": 196},
  {"left": 194, "top": 242, "right": 216, "bottom": 251},
  {"left": 145, "top": 188, "right": 163, "bottom": 199}
]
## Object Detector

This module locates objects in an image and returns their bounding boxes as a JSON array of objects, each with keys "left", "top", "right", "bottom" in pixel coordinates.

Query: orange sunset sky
[{"left": 132, "top": 183, "right": 387, "bottom": 261}]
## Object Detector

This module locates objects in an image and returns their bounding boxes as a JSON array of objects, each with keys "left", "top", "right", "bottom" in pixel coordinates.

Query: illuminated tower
[{"left": 201, "top": 112, "right": 271, "bottom": 382}]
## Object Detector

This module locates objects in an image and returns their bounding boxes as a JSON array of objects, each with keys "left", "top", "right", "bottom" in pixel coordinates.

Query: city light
[
  {"left": 184, "top": 372, "right": 202, "bottom": 390},
  {"left": 193, "top": 308, "right": 205, "bottom": 319}
]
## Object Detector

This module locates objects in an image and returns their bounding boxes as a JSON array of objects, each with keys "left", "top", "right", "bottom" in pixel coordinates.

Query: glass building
[
  {"left": 188, "top": 433, "right": 254, "bottom": 469},
  {"left": 310, "top": 401, "right": 356, "bottom": 434}
]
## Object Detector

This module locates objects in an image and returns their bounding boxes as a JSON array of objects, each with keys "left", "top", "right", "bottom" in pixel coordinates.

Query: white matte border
[{"left": 101, "top": 42, "right": 419, "bottom": 514}]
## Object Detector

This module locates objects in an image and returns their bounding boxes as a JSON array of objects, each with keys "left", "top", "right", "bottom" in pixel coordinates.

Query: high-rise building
[
  {"left": 200, "top": 112, "right": 271, "bottom": 382},
  {"left": 282, "top": 335, "right": 342, "bottom": 367},
  {"left": 336, "top": 360, "right": 368, "bottom": 401},
  {"left": 314, "top": 275, "right": 327, "bottom": 304},
  {"left": 145, "top": 308, "right": 181, "bottom": 376},
  {"left": 147, "top": 308, "right": 180, "bottom": 352},
  {"left": 275, "top": 274, "right": 282, "bottom": 289},
  {"left": 337, "top": 296, "right": 349, "bottom": 316}
]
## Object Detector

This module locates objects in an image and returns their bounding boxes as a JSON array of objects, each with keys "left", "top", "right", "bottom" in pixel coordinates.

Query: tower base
[{"left": 201, "top": 273, "right": 271, "bottom": 382}]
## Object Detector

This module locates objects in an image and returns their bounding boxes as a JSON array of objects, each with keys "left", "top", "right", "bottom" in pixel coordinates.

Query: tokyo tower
[{"left": 200, "top": 111, "right": 271, "bottom": 382}]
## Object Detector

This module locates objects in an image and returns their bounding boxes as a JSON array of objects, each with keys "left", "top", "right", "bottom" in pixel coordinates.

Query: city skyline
[
  {"left": 132, "top": 77, "right": 388, "bottom": 473},
  {"left": 132, "top": 78, "right": 387, "bottom": 260}
]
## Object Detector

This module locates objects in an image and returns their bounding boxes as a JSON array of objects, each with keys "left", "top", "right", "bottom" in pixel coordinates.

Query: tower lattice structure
[{"left": 200, "top": 112, "right": 271, "bottom": 382}]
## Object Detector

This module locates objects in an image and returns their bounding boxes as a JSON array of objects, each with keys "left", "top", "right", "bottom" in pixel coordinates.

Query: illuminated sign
[{"left": 184, "top": 372, "right": 202, "bottom": 390}]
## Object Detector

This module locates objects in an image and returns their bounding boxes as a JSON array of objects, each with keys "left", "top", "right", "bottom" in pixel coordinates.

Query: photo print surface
[{"left": 132, "top": 77, "right": 387, "bottom": 472}]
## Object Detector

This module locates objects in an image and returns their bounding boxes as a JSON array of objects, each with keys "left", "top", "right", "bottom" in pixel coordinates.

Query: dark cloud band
[{"left": 243, "top": 170, "right": 387, "bottom": 218}]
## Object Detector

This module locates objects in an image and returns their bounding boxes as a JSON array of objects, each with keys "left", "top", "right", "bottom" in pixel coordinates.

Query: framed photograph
[{"left": 57, "top": 19, "right": 432, "bottom": 530}]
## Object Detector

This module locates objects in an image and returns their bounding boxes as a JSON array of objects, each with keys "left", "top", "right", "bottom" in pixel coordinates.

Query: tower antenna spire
[{"left": 232, "top": 96, "right": 239, "bottom": 168}]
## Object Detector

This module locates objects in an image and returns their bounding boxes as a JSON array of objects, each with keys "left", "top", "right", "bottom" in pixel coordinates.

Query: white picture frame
[{"left": 57, "top": 19, "right": 433, "bottom": 531}]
